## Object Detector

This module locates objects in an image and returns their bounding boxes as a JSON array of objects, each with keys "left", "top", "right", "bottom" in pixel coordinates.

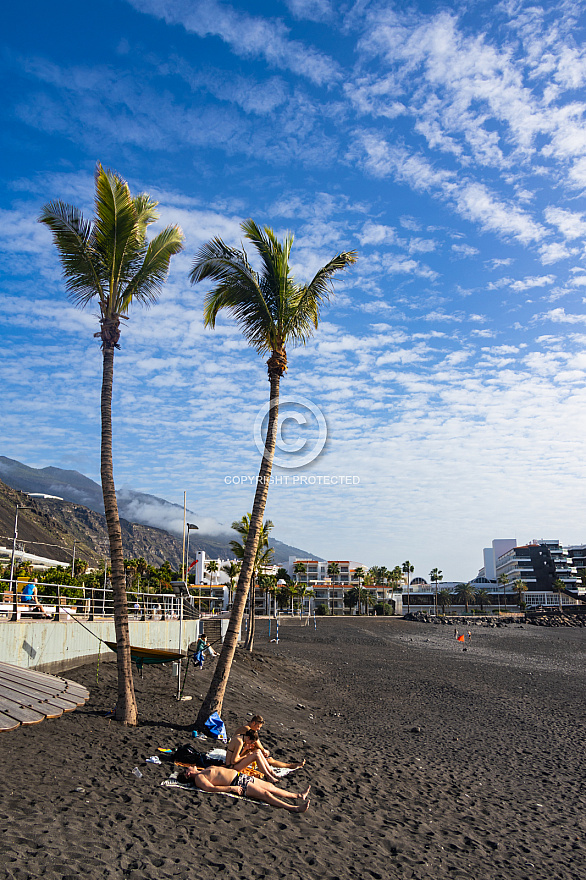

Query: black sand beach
[{"left": 1, "top": 617, "right": 585, "bottom": 880}]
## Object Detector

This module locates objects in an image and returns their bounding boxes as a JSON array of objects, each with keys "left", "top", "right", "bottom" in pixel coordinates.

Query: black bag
[{"left": 171, "top": 744, "right": 224, "bottom": 767}]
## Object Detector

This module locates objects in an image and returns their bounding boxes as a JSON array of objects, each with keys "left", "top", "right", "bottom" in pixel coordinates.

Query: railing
[{"left": 0, "top": 579, "right": 226, "bottom": 621}]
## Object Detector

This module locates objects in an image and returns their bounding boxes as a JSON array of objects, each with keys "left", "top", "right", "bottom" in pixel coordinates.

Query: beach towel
[{"left": 205, "top": 747, "right": 295, "bottom": 777}]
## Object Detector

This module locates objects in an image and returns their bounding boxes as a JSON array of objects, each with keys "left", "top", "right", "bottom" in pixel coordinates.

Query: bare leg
[
  {"left": 269, "top": 757, "right": 306, "bottom": 770},
  {"left": 246, "top": 784, "right": 311, "bottom": 813},
  {"left": 253, "top": 781, "right": 311, "bottom": 801},
  {"left": 230, "top": 750, "right": 279, "bottom": 783}
]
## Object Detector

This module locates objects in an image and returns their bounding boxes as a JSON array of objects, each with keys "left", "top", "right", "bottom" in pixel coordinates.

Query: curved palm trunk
[
  {"left": 196, "top": 367, "right": 281, "bottom": 729},
  {"left": 245, "top": 574, "right": 256, "bottom": 652},
  {"left": 101, "top": 343, "right": 138, "bottom": 726}
]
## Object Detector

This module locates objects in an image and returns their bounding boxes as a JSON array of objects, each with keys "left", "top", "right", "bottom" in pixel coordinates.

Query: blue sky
[{"left": 2, "top": 0, "right": 586, "bottom": 581}]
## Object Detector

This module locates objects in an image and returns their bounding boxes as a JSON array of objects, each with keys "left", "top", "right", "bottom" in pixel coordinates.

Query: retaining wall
[{"left": 0, "top": 618, "right": 210, "bottom": 675}]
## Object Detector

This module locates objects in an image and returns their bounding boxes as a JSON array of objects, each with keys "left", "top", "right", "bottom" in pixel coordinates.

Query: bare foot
[
  {"left": 293, "top": 798, "right": 310, "bottom": 813},
  {"left": 300, "top": 784, "right": 311, "bottom": 800},
  {"left": 292, "top": 758, "right": 306, "bottom": 769}
]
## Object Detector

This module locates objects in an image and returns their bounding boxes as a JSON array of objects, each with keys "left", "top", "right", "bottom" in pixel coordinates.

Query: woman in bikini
[
  {"left": 224, "top": 730, "right": 280, "bottom": 783},
  {"left": 179, "top": 765, "right": 311, "bottom": 813}
]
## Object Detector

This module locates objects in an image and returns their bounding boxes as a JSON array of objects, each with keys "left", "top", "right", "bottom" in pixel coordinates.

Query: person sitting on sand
[
  {"left": 178, "top": 765, "right": 310, "bottom": 813},
  {"left": 20, "top": 578, "right": 50, "bottom": 618},
  {"left": 224, "top": 730, "right": 281, "bottom": 782},
  {"left": 234, "top": 715, "right": 305, "bottom": 771}
]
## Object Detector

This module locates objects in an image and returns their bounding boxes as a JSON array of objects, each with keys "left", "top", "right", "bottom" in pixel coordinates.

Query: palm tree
[
  {"left": 39, "top": 164, "right": 183, "bottom": 725},
  {"left": 437, "top": 588, "right": 453, "bottom": 615},
  {"left": 514, "top": 578, "right": 528, "bottom": 608},
  {"left": 191, "top": 220, "right": 356, "bottom": 727},
  {"left": 454, "top": 582, "right": 476, "bottom": 614},
  {"left": 328, "top": 562, "right": 340, "bottom": 582},
  {"left": 222, "top": 560, "right": 241, "bottom": 606},
  {"left": 430, "top": 568, "right": 443, "bottom": 616},
  {"left": 293, "top": 562, "right": 307, "bottom": 589},
  {"left": 354, "top": 566, "right": 366, "bottom": 612},
  {"left": 229, "top": 515, "right": 274, "bottom": 651},
  {"left": 553, "top": 578, "right": 565, "bottom": 612},
  {"left": 206, "top": 560, "right": 219, "bottom": 586},
  {"left": 403, "top": 560, "right": 414, "bottom": 613},
  {"left": 498, "top": 573, "right": 509, "bottom": 611},
  {"left": 475, "top": 587, "right": 491, "bottom": 612}
]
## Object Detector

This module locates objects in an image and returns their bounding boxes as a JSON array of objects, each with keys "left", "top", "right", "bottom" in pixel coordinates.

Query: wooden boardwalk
[{"left": 0, "top": 662, "right": 89, "bottom": 731}]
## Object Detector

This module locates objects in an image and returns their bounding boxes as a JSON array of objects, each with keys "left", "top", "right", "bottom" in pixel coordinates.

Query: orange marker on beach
[{"left": 457, "top": 634, "right": 465, "bottom": 642}]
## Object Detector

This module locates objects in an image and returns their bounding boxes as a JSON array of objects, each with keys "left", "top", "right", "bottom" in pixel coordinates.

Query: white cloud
[
  {"left": 125, "top": 0, "right": 339, "bottom": 86},
  {"left": 545, "top": 205, "right": 586, "bottom": 239},
  {"left": 510, "top": 275, "right": 556, "bottom": 291}
]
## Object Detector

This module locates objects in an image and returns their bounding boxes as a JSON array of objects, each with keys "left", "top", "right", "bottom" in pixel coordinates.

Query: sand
[{"left": 1, "top": 616, "right": 585, "bottom": 880}]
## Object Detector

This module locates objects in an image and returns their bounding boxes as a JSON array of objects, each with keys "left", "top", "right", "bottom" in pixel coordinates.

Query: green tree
[
  {"left": 403, "top": 560, "right": 414, "bottom": 613},
  {"left": 190, "top": 220, "right": 355, "bottom": 727},
  {"left": 328, "top": 562, "right": 340, "bottom": 582},
  {"left": 222, "top": 560, "right": 241, "bottom": 606},
  {"left": 343, "top": 586, "right": 360, "bottom": 614},
  {"left": 454, "top": 582, "right": 476, "bottom": 613},
  {"left": 293, "top": 562, "right": 307, "bottom": 585},
  {"left": 475, "top": 587, "right": 491, "bottom": 612},
  {"left": 430, "top": 568, "right": 443, "bottom": 616},
  {"left": 514, "top": 578, "right": 528, "bottom": 608},
  {"left": 553, "top": 578, "right": 565, "bottom": 612},
  {"left": 230, "top": 515, "right": 274, "bottom": 651},
  {"left": 39, "top": 164, "right": 183, "bottom": 725},
  {"left": 437, "top": 588, "right": 453, "bottom": 615},
  {"left": 206, "top": 560, "right": 219, "bottom": 585},
  {"left": 498, "top": 573, "right": 509, "bottom": 611}
]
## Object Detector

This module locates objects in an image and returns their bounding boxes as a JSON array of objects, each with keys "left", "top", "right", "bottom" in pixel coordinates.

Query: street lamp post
[
  {"left": 185, "top": 523, "right": 198, "bottom": 614},
  {"left": 10, "top": 504, "right": 31, "bottom": 621}
]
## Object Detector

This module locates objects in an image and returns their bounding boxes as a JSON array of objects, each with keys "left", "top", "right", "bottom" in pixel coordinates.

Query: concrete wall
[{"left": 0, "top": 618, "right": 206, "bottom": 675}]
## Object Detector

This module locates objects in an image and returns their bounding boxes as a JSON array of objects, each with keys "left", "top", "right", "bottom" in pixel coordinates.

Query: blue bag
[{"left": 204, "top": 711, "right": 227, "bottom": 743}]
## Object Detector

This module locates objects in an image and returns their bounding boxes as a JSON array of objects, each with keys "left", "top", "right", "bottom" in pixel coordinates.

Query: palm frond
[
  {"left": 38, "top": 201, "right": 103, "bottom": 306},
  {"left": 133, "top": 193, "right": 160, "bottom": 242},
  {"left": 286, "top": 250, "right": 358, "bottom": 345},
  {"left": 92, "top": 164, "right": 143, "bottom": 298},
  {"left": 120, "top": 225, "right": 184, "bottom": 312},
  {"left": 193, "top": 237, "right": 276, "bottom": 353}
]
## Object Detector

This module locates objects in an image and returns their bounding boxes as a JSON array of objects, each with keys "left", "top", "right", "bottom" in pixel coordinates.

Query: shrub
[
  {"left": 374, "top": 602, "right": 393, "bottom": 616},
  {"left": 316, "top": 603, "right": 330, "bottom": 616}
]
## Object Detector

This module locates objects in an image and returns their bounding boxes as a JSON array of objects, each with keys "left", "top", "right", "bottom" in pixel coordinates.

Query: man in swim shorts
[{"left": 179, "top": 765, "right": 311, "bottom": 812}]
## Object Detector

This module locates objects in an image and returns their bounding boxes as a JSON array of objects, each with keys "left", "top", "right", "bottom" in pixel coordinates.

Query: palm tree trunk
[
  {"left": 101, "top": 342, "right": 138, "bottom": 726},
  {"left": 245, "top": 577, "right": 256, "bottom": 651},
  {"left": 196, "top": 368, "right": 281, "bottom": 729}
]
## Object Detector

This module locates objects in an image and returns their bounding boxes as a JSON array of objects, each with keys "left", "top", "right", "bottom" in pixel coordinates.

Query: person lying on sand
[
  {"left": 224, "top": 730, "right": 281, "bottom": 782},
  {"left": 234, "top": 714, "right": 305, "bottom": 770},
  {"left": 178, "top": 765, "right": 311, "bottom": 813}
]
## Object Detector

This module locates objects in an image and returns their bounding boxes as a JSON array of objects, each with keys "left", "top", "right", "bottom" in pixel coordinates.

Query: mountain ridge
[{"left": 0, "top": 456, "right": 322, "bottom": 566}]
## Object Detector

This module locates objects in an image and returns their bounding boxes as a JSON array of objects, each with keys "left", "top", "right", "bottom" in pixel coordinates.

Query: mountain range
[{"left": 0, "top": 456, "right": 319, "bottom": 568}]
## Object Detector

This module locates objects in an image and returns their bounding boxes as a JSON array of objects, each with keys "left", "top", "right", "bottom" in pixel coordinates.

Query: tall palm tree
[
  {"left": 403, "top": 560, "right": 414, "bottom": 613},
  {"left": 553, "top": 578, "right": 565, "bottom": 612},
  {"left": 190, "top": 222, "right": 355, "bottom": 726},
  {"left": 222, "top": 560, "right": 241, "bottom": 606},
  {"left": 229, "top": 515, "right": 274, "bottom": 651},
  {"left": 206, "top": 560, "right": 219, "bottom": 586},
  {"left": 498, "top": 573, "right": 509, "bottom": 612},
  {"left": 437, "top": 588, "right": 453, "bottom": 615},
  {"left": 430, "top": 568, "right": 443, "bottom": 616},
  {"left": 475, "top": 587, "right": 491, "bottom": 612},
  {"left": 39, "top": 164, "right": 183, "bottom": 725},
  {"left": 454, "top": 582, "right": 476, "bottom": 614},
  {"left": 514, "top": 578, "right": 528, "bottom": 608}
]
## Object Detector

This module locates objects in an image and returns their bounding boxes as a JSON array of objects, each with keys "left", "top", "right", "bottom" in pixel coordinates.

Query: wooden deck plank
[
  {"left": 0, "top": 666, "right": 89, "bottom": 702},
  {"left": 0, "top": 697, "right": 45, "bottom": 725},
  {"left": 0, "top": 711, "right": 20, "bottom": 732},
  {"left": 0, "top": 684, "right": 65, "bottom": 716},
  {"left": 0, "top": 671, "right": 87, "bottom": 705}
]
